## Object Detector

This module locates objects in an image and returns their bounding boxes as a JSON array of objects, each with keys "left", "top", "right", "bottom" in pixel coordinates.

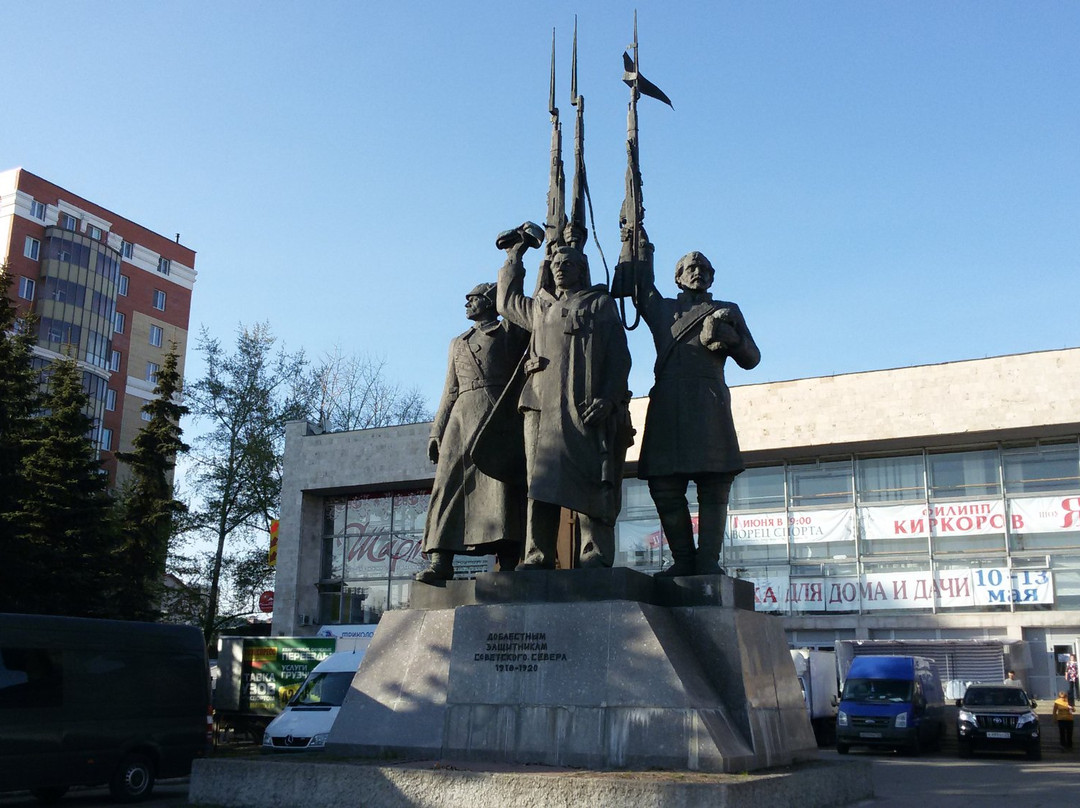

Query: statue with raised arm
[
  {"left": 634, "top": 250, "right": 760, "bottom": 576},
  {"left": 415, "top": 283, "right": 529, "bottom": 583},
  {"left": 495, "top": 229, "right": 632, "bottom": 570}
]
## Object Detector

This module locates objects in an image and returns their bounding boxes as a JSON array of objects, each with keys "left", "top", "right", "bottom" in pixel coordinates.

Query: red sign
[{"left": 258, "top": 590, "right": 275, "bottom": 613}]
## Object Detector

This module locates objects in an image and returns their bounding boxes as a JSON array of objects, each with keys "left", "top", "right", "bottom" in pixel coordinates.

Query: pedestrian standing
[{"left": 1053, "top": 691, "right": 1074, "bottom": 750}]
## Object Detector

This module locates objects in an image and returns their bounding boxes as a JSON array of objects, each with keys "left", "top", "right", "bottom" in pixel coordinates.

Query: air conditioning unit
[{"left": 298, "top": 614, "right": 313, "bottom": 627}]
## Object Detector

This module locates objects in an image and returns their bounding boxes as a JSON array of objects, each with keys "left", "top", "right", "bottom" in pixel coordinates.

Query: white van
[{"left": 261, "top": 650, "right": 363, "bottom": 751}]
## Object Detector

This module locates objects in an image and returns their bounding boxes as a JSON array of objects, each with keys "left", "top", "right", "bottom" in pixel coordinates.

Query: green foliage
[
  {"left": 9, "top": 358, "right": 120, "bottom": 616},
  {"left": 114, "top": 344, "right": 190, "bottom": 620},
  {"left": 186, "top": 323, "right": 309, "bottom": 642}
]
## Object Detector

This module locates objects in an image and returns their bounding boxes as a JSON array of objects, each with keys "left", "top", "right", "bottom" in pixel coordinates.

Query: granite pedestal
[{"left": 326, "top": 569, "right": 816, "bottom": 773}]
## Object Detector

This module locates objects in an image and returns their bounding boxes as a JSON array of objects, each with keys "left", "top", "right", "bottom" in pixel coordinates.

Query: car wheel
[
  {"left": 29, "top": 786, "right": 69, "bottom": 804},
  {"left": 109, "top": 753, "right": 155, "bottom": 802},
  {"left": 957, "top": 739, "right": 972, "bottom": 758},
  {"left": 836, "top": 741, "right": 850, "bottom": 755},
  {"left": 1026, "top": 743, "right": 1042, "bottom": 761}
]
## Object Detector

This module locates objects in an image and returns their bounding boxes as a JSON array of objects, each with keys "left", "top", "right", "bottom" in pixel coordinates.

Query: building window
[
  {"left": 149, "top": 324, "right": 163, "bottom": 348},
  {"left": 110, "top": 350, "right": 121, "bottom": 372},
  {"left": 146, "top": 362, "right": 160, "bottom": 384},
  {"left": 99, "top": 427, "right": 113, "bottom": 452},
  {"left": 23, "top": 237, "right": 40, "bottom": 260},
  {"left": 88, "top": 225, "right": 103, "bottom": 241},
  {"left": 157, "top": 257, "right": 171, "bottom": 276},
  {"left": 18, "top": 277, "right": 35, "bottom": 301},
  {"left": 105, "top": 388, "right": 117, "bottom": 411},
  {"left": 121, "top": 240, "right": 134, "bottom": 259},
  {"left": 141, "top": 410, "right": 153, "bottom": 422},
  {"left": 118, "top": 274, "right": 129, "bottom": 296},
  {"left": 928, "top": 449, "right": 1001, "bottom": 500},
  {"left": 152, "top": 290, "right": 166, "bottom": 311},
  {"left": 60, "top": 213, "right": 78, "bottom": 230},
  {"left": 30, "top": 200, "right": 46, "bottom": 220},
  {"left": 113, "top": 312, "right": 125, "bottom": 334}
]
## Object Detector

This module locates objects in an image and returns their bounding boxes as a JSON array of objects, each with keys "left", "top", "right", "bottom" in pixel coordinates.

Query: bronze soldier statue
[
  {"left": 634, "top": 250, "right": 760, "bottom": 576},
  {"left": 495, "top": 236, "right": 632, "bottom": 570},
  {"left": 416, "top": 283, "right": 528, "bottom": 583}
]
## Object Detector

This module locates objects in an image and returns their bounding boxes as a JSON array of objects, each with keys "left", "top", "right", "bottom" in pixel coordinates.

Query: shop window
[
  {"left": 857, "top": 454, "right": 926, "bottom": 503},
  {"left": 1003, "top": 444, "right": 1080, "bottom": 495},
  {"left": 788, "top": 460, "right": 853, "bottom": 508},
  {"left": 928, "top": 449, "right": 1000, "bottom": 500},
  {"left": 730, "top": 466, "right": 785, "bottom": 511}
]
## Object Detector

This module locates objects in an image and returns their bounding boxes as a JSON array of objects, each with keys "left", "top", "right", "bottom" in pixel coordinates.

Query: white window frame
[
  {"left": 61, "top": 213, "right": 78, "bottom": 230},
  {"left": 149, "top": 324, "right": 164, "bottom": 348},
  {"left": 18, "top": 277, "right": 35, "bottom": 301},
  {"left": 110, "top": 350, "right": 121, "bottom": 372},
  {"left": 141, "top": 410, "right": 153, "bottom": 422},
  {"left": 121, "top": 240, "right": 134, "bottom": 259},
  {"left": 105, "top": 388, "right": 117, "bottom": 411},
  {"left": 100, "top": 427, "right": 113, "bottom": 452},
  {"left": 118, "top": 274, "right": 129, "bottom": 296},
  {"left": 152, "top": 290, "right": 166, "bottom": 311},
  {"left": 113, "top": 311, "right": 125, "bottom": 334},
  {"left": 146, "top": 362, "right": 160, "bottom": 384},
  {"left": 88, "top": 225, "right": 103, "bottom": 241},
  {"left": 30, "top": 200, "right": 46, "bottom": 220},
  {"left": 157, "top": 257, "right": 171, "bottom": 276},
  {"left": 24, "top": 236, "right": 40, "bottom": 260}
]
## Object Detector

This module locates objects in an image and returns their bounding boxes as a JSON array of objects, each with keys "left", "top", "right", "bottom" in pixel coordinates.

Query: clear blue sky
[{"left": 4, "top": 1, "right": 1079, "bottom": 415}]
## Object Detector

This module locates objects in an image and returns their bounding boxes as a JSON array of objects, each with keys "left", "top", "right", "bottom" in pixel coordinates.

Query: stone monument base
[
  {"left": 326, "top": 569, "right": 817, "bottom": 773},
  {"left": 190, "top": 756, "right": 874, "bottom": 808}
]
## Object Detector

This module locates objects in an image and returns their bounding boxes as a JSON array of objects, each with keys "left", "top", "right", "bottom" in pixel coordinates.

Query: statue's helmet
[{"left": 466, "top": 282, "right": 497, "bottom": 307}]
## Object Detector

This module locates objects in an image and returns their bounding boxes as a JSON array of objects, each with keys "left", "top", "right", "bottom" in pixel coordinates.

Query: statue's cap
[{"left": 467, "top": 282, "right": 496, "bottom": 303}]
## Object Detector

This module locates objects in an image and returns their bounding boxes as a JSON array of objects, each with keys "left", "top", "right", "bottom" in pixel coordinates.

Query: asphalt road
[{"left": 3, "top": 750, "right": 1079, "bottom": 807}]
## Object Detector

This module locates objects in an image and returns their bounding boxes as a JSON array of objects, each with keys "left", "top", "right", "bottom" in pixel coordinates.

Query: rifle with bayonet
[{"left": 610, "top": 14, "right": 672, "bottom": 330}]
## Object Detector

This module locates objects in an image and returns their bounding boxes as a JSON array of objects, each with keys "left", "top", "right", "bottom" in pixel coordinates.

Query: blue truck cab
[{"left": 836, "top": 655, "right": 944, "bottom": 754}]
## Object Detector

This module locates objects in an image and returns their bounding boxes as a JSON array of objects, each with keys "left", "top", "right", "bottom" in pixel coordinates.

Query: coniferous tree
[
  {"left": 13, "top": 358, "right": 119, "bottom": 616},
  {"left": 115, "top": 344, "right": 190, "bottom": 620},
  {"left": 0, "top": 267, "right": 43, "bottom": 611}
]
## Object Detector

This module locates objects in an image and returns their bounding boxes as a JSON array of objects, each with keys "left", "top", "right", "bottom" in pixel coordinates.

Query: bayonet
[{"left": 610, "top": 12, "right": 671, "bottom": 329}]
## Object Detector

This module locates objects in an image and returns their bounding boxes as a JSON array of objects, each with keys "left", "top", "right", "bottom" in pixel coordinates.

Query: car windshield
[
  {"left": 842, "top": 678, "right": 913, "bottom": 703},
  {"left": 288, "top": 671, "right": 353, "bottom": 707},
  {"left": 963, "top": 687, "right": 1029, "bottom": 707}
]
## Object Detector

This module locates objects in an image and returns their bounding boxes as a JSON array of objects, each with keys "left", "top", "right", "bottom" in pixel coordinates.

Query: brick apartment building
[{"left": 0, "top": 167, "right": 196, "bottom": 481}]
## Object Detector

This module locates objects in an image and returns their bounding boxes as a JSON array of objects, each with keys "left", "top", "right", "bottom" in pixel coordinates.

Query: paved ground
[{"left": 3, "top": 743, "right": 1077, "bottom": 807}]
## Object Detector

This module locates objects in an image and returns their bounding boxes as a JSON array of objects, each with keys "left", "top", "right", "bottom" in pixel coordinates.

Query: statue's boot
[
  {"left": 517, "top": 499, "right": 559, "bottom": 570},
  {"left": 415, "top": 551, "right": 454, "bottom": 583},
  {"left": 495, "top": 541, "right": 522, "bottom": 572},
  {"left": 578, "top": 514, "right": 615, "bottom": 569},
  {"left": 653, "top": 501, "right": 697, "bottom": 577},
  {"left": 695, "top": 476, "right": 731, "bottom": 575}
]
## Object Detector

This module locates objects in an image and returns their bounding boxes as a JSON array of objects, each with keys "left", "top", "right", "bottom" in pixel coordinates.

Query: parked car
[
  {"left": 836, "top": 655, "right": 944, "bottom": 754},
  {"left": 956, "top": 683, "right": 1041, "bottom": 759},
  {"left": 261, "top": 650, "right": 364, "bottom": 751}
]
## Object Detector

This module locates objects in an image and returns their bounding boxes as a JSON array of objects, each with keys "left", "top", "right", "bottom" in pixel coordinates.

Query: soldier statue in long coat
[
  {"left": 416, "top": 283, "right": 528, "bottom": 583},
  {"left": 495, "top": 240, "right": 633, "bottom": 570},
  {"left": 634, "top": 250, "right": 760, "bottom": 576}
]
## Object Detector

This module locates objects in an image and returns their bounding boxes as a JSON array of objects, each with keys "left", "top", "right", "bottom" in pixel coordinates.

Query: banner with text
[
  {"left": 728, "top": 508, "right": 855, "bottom": 545},
  {"left": 747, "top": 567, "right": 1054, "bottom": 613}
]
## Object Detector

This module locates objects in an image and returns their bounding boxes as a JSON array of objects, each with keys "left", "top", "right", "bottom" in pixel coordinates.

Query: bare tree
[{"left": 308, "top": 346, "right": 431, "bottom": 432}]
